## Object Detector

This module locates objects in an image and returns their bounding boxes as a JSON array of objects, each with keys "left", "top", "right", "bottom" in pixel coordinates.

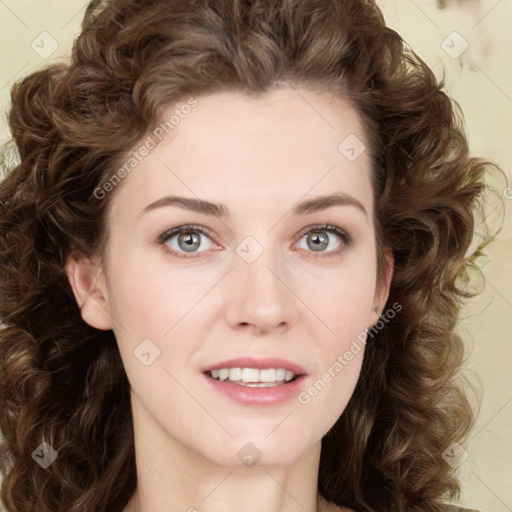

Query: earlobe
[
  {"left": 369, "top": 248, "right": 394, "bottom": 327},
  {"left": 65, "top": 248, "right": 113, "bottom": 330}
]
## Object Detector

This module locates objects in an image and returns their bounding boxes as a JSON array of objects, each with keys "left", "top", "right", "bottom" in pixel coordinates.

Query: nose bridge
[{"left": 226, "top": 231, "right": 296, "bottom": 331}]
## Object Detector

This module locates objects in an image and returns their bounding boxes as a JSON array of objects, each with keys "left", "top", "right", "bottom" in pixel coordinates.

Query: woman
[{"left": 0, "top": 0, "right": 500, "bottom": 511}]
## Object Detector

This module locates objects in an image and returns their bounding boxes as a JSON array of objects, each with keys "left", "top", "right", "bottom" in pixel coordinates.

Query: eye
[
  {"left": 156, "top": 224, "right": 216, "bottom": 259},
  {"left": 156, "top": 223, "right": 352, "bottom": 259},
  {"left": 295, "top": 223, "right": 352, "bottom": 259}
]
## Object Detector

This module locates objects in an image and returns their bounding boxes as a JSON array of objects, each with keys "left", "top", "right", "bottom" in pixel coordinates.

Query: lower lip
[{"left": 203, "top": 373, "right": 308, "bottom": 405}]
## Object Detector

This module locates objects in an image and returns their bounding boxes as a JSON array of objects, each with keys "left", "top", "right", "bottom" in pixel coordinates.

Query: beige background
[{"left": 0, "top": 1, "right": 510, "bottom": 510}]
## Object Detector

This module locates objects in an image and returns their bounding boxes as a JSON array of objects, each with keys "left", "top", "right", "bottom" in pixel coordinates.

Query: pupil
[
  {"left": 180, "top": 232, "right": 200, "bottom": 252},
  {"left": 309, "top": 232, "right": 327, "bottom": 251}
]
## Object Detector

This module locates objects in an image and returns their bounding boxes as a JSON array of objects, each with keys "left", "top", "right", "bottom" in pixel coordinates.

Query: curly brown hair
[{"left": 0, "top": 0, "right": 502, "bottom": 511}]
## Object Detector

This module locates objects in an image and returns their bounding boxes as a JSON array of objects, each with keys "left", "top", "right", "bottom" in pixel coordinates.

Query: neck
[
  {"left": 124, "top": 447, "right": 326, "bottom": 512},
  {"left": 123, "top": 395, "right": 328, "bottom": 512}
]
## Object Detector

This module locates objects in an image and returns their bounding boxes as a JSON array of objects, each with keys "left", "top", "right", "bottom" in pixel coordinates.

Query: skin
[{"left": 66, "top": 85, "right": 393, "bottom": 512}]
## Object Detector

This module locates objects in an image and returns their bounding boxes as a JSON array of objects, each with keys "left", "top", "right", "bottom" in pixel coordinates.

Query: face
[{"left": 67, "top": 85, "right": 392, "bottom": 468}]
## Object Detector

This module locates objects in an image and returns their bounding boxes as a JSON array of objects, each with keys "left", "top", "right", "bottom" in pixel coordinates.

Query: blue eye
[{"left": 156, "top": 223, "right": 352, "bottom": 259}]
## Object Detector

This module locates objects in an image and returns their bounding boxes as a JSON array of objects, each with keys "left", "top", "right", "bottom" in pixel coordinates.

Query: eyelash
[{"left": 156, "top": 223, "right": 353, "bottom": 260}]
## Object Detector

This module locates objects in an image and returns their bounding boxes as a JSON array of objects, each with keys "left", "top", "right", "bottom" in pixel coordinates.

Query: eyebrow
[{"left": 139, "top": 192, "right": 368, "bottom": 219}]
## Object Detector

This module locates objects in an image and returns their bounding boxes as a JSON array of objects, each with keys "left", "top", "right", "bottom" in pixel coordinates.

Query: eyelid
[
  {"left": 156, "top": 222, "right": 352, "bottom": 259},
  {"left": 156, "top": 224, "right": 220, "bottom": 260},
  {"left": 155, "top": 224, "right": 215, "bottom": 245},
  {"left": 295, "top": 223, "right": 349, "bottom": 241},
  {"left": 292, "top": 223, "right": 352, "bottom": 259}
]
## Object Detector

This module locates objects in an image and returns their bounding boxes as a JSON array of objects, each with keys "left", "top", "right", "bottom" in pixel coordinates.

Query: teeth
[
  {"left": 230, "top": 368, "right": 242, "bottom": 381},
  {"left": 275, "top": 368, "right": 286, "bottom": 381},
  {"left": 259, "top": 369, "right": 276, "bottom": 382},
  {"left": 242, "top": 367, "right": 260, "bottom": 382},
  {"left": 208, "top": 367, "right": 297, "bottom": 384}
]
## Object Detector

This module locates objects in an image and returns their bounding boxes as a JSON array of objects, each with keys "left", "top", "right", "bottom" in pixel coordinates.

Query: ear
[
  {"left": 65, "top": 248, "right": 113, "bottom": 330},
  {"left": 368, "top": 247, "right": 394, "bottom": 327}
]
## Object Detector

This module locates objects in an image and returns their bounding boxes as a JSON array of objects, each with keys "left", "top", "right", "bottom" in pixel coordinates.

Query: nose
[{"left": 224, "top": 243, "right": 299, "bottom": 335}]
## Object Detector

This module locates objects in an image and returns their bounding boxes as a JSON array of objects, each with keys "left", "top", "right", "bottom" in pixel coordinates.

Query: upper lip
[{"left": 202, "top": 357, "right": 307, "bottom": 376}]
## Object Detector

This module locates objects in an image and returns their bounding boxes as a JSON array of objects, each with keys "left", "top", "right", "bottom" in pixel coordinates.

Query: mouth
[
  {"left": 204, "top": 367, "right": 301, "bottom": 387},
  {"left": 202, "top": 358, "right": 308, "bottom": 405}
]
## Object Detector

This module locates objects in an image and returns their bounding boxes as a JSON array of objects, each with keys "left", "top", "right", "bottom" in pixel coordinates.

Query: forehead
[{"left": 108, "top": 86, "right": 374, "bottom": 223}]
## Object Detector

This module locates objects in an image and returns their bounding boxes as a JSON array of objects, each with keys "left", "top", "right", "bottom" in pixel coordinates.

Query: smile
[{"left": 207, "top": 367, "right": 298, "bottom": 386}]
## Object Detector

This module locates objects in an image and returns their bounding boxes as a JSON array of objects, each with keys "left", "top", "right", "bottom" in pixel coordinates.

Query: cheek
[
  {"left": 105, "top": 255, "right": 211, "bottom": 375},
  {"left": 301, "top": 252, "right": 376, "bottom": 389},
  {"left": 107, "top": 232, "right": 378, "bottom": 345},
  {"left": 300, "top": 280, "right": 372, "bottom": 424},
  {"left": 305, "top": 257, "right": 377, "bottom": 333},
  {"left": 106, "top": 249, "right": 181, "bottom": 334}
]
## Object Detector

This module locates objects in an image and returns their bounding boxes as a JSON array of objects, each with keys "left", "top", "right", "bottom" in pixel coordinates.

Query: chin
[{"left": 198, "top": 434, "right": 316, "bottom": 469}]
